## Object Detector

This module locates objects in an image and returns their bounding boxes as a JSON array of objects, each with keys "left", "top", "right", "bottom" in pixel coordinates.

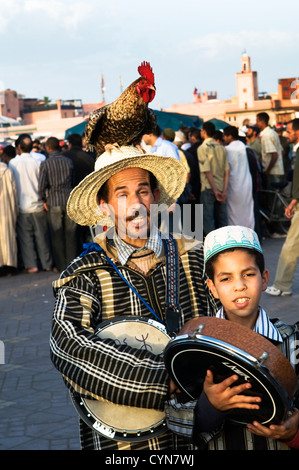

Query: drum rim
[
  {"left": 95, "top": 315, "right": 169, "bottom": 336},
  {"left": 72, "top": 393, "right": 167, "bottom": 441},
  {"left": 164, "top": 334, "right": 290, "bottom": 425}
]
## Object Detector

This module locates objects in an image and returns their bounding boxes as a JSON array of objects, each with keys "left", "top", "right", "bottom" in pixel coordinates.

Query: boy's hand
[
  {"left": 203, "top": 369, "right": 262, "bottom": 412},
  {"left": 247, "top": 408, "right": 299, "bottom": 442}
]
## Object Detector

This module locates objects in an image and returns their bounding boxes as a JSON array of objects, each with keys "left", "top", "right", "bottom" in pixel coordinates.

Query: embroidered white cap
[{"left": 204, "top": 225, "right": 263, "bottom": 263}]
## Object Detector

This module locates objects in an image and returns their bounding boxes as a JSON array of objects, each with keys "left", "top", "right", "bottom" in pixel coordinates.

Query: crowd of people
[
  {"left": 143, "top": 112, "right": 295, "bottom": 243},
  {"left": 0, "top": 132, "right": 95, "bottom": 276},
  {"left": 0, "top": 112, "right": 297, "bottom": 279}
]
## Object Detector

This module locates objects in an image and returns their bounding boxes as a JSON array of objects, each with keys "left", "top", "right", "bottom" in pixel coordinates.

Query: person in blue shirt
[{"left": 142, "top": 126, "right": 181, "bottom": 161}]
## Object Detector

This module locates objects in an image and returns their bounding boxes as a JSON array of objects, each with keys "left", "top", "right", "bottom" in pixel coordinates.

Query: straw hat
[
  {"left": 66, "top": 145, "right": 187, "bottom": 227},
  {"left": 204, "top": 225, "right": 263, "bottom": 263}
]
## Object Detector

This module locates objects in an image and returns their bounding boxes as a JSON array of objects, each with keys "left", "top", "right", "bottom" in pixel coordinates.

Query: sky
[{"left": 1, "top": 0, "right": 299, "bottom": 111}]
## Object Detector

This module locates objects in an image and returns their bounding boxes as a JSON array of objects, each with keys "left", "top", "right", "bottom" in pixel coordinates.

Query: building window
[{"left": 243, "top": 88, "right": 247, "bottom": 93}]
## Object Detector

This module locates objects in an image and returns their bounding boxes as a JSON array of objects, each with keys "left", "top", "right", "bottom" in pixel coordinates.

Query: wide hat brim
[{"left": 66, "top": 145, "right": 187, "bottom": 226}]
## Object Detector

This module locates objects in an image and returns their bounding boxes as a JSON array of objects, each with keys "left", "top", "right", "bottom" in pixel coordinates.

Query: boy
[{"left": 166, "top": 225, "right": 299, "bottom": 450}]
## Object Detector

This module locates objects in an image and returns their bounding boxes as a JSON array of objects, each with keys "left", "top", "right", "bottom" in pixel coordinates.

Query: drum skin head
[
  {"left": 164, "top": 317, "right": 298, "bottom": 426},
  {"left": 71, "top": 316, "right": 170, "bottom": 441}
]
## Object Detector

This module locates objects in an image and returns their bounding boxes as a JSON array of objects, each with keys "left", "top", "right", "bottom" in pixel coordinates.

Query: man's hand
[
  {"left": 285, "top": 199, "right": 297, "bottom": 219},
  {"left": 203, "top": 369, "right": 261, "bottom": 412}
]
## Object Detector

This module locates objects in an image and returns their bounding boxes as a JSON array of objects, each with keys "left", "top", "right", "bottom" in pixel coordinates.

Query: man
[
  {"left": 143, "top": 126, "right": 181, "bottom": 232},
  {"left": 223, "top": 126, "right": 254, "bottom": 229},
  {"left": 2, "top": 145, "right": 16, "bottom": 165},
  {"left": 8, "top": 135, "right": 52, "bottom": 273},
  {"left": 38, "top": 137, "right": 77, "bottom": 272},
  {"left": 50, "top": 145, "right": 219, "bottom": 450},
  {"left": 275, "top": 126, "right": 291, "bottom": 178},
  {"left": 197, "top": 121, "right": 230, "bottom": 235},
  {"left": 0, "top": 157, "right": 18, "bottom": 276},
  {"left": 63, "top": 133, "right": 95, "bottom": 250},
  {"left": 246, "top": 125, "right": 262, "bottom": 161},
  {"left": 142, "top": 126, "right": 180, "bottom": 160},
  {"left": 256, "top": 112, "right": 284, "bottom": 187},
  {"left": 266, "top": 118, "right": 299, "bottom": 296},
  {"left": 63, "top": 133, "right": 95, "bottom": 187},
  {"left": 186, "top": 128, "right": 202, "bottom": 202},
  {"left": 31, "top": 139, "right": 46, "bottom": 163}
]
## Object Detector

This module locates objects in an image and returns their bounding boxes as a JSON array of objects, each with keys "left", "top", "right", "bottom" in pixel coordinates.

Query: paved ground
[{"left": 0, "top": 236, "right": 298, "bottom": 450}]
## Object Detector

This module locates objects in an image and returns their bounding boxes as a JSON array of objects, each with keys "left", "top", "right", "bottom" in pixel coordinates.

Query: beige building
[
  {"left": 0, "top": 91, "right": 104, "bottom": 140},
  {"left": 168, "top": 53, "right": 299, "bottom": 128}
]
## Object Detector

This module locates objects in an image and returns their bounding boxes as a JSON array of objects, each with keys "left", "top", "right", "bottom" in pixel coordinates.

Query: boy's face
[{"left": 207, "top": 249, "right": 269, "bottom": 329}]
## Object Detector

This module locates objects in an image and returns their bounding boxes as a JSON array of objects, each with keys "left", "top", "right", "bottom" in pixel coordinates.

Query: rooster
[{"left": 85, "top": 61, "right": 157, "bottom": 156}]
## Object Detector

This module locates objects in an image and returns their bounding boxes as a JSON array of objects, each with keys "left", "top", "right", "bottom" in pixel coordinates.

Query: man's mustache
[{"left": 125, "top": 209, "right": 150, "bottom": 222}]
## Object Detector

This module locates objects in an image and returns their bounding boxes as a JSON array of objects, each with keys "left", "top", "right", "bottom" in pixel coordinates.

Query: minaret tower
[{"left": 236, "top": 52, "right": 259, "bottom": 109}]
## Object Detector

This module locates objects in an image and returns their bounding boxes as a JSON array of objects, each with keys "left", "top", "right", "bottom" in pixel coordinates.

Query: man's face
[
  {"left": 256, "top": 117, "right": 264, "bottom": 130},
  {"left": 246, "top": 128, "right": 253, "bottom": 139},
  {"left": 222, "top": 133, "right": 232, "bottom": 145},
  {"left": 286, "top": 122, "right": 299, "bottom": 145},
  {"left": 100, "top": 168, "right": 160, "bottom": 247}
]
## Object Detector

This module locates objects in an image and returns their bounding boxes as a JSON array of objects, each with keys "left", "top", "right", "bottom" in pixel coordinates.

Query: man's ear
[
  {"left": 207, "top": 278, "right": 219, "bottom": 299},
  {"left": 99, "top": 199, "right": 110, "bottom": 217}
]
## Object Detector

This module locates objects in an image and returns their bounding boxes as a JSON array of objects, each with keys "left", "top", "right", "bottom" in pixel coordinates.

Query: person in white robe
[
  {"left": 0, "top": 162, "right": 18, "bottom": 272},
  {"left": 223, "top": 126, "right": 255, "bottom": 229}
]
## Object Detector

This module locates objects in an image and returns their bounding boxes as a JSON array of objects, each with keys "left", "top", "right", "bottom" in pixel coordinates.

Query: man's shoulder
[
  {"left": 53, "top": 244, "right": 111, "bottom": 287},
  {"left": 59, "top": 153, "right": 74, "bottom": 164},
  {"left": 64, "top": 148, "right": 95, "bottom": 167},
  {"left": 48, "top": 153, "right": 74, "bottom": 167}
]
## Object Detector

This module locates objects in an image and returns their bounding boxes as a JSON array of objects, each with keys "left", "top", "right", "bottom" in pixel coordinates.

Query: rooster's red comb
[{"left": 138, "top": 61, "right": 155, "bottom": 85}]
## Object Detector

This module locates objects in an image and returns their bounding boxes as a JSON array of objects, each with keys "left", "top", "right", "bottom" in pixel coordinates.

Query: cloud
[
  {"left": 180, "top": 30, "right": 299, "bottom": 59},
  {"left": 24, "top": 0, "right": 94, "bottom": 31},
  {"left": 0, "top": 0, "right": 22, "bottom": 30},
  {"left": 0, "top": 0, "right": 95, "bottom": 34}
]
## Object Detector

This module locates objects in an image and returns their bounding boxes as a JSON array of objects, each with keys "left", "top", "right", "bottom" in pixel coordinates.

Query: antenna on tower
[{"left": 101, "top": 74, "right": 105, "bottom": 102}]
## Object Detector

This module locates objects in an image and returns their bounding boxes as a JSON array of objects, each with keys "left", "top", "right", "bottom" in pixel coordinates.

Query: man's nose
[{"left": 127, "top": 193, "right": 143, "bottom": 210}]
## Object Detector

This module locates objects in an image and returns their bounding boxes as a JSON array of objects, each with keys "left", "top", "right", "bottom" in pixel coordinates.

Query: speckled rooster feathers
[{"left": 85, "top": 61, "right": 157, "bottom": 157}]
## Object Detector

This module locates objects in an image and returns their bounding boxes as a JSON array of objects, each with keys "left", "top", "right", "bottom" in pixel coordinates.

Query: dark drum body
[{"left": 164, "top": 317, "right": 298, "bottom": 425}]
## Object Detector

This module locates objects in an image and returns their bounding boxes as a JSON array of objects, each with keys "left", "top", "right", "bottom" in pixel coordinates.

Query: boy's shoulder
[{"left": 271, "top": 318, "right": 299, "bottom": 339}]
